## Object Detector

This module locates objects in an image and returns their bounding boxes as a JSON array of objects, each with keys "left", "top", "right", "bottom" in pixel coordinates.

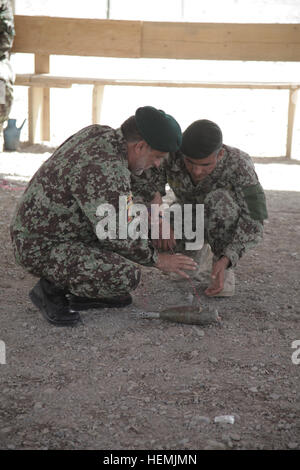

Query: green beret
[
  {"left": 181, "top": 119, "right": 223, "bottom": 159},
  {"left": 135, "top": 106, "right": 182, "bottom": 152}
]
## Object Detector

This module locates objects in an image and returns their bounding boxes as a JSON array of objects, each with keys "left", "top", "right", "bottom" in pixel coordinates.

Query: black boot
[
  {"left": 29, "top": 278, "right": 81, "bottom": 326},
  {"left": 69, "top": 293, "right": 132, "bottom": 312}
]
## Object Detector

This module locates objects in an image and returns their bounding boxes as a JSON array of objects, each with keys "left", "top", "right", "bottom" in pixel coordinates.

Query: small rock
[
  {"left": 193, "top": 328, "right": 205, "bottom": 337},
  {"left": 269, "top": 393, "right": 280, "bottom": 400},
  {"left": 209, "top": 357, "right": 218, "bottom": 364},
  {"left": 190, "top": 415, "right": 210, "bottom": 426},
  {"left": 190, "top": 350, "right": 199, "bottom": 358},
  {"left": 1, "top": 427, "right": 12, "bottom": 434},
  {"left": 230, "top": 433, "right": 241, "bottom": 441},
  {"left": 7, "top": 445, "right": 15, "bottom": 449},
  {"left": 179, "top": 438, "right": 189, "bottom": 446},
  {"left": 196, "top": 416, "right": 211, "bottom": 424},
  {"left": 249, "top": 387, "right": 258, "bottom": 393},
  {"left": 34, "top": 402, "right": 43, "bottom": 410},
  {"left": 287, "top": 442, "right": 298, "bottom": 449},
  {"left": 214, "top": 415, "right": 235, "bottom": 424},
  {"left": 204, "top": 440, "right": 226, "bottom": 450}
]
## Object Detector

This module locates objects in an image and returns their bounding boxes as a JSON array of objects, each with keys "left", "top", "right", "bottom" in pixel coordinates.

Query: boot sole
[
  {"left": 70, "top": 297, "right": 132, "bottom": 312},
  {"left": 29, "top": 286, "right": 80, "bottom": 326}
]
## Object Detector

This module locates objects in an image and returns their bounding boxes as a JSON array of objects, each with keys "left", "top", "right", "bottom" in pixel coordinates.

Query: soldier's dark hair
[{"left": 121, "top": 116, "right": 143, "bottom": 142}]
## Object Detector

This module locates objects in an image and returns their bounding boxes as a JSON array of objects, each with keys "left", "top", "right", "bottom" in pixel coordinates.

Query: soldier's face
[
  {"left": 130, "top": 141, "right": 168, "bottom": 176},
  {"left": 183, "top": 149, "right": 223, "bottom": 183}
]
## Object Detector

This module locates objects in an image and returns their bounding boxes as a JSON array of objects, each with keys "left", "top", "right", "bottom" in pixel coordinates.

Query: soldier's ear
[
  {"left": 217, "top": 149, "right": 224, "bottom": 161},
  {"left": 135, "top": 140, "right": 148, "bottom": 154}
]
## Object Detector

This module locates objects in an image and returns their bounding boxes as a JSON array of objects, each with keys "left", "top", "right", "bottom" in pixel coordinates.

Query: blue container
[{"left": 3, "top": 118, "right": 26, "bottom": 151}]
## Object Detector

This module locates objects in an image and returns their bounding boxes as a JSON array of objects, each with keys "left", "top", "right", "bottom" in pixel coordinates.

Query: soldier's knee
[{"left": 125, "top": 264, "right": 141, "bottom": 292}]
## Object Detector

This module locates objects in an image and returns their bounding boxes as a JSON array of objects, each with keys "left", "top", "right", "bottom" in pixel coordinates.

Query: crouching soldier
[
  {"left": 10, "top": 106, "right": 197, "bottom": 326},
  {"left": 131, "top": 119, "right": 268, "bottom": 297}
]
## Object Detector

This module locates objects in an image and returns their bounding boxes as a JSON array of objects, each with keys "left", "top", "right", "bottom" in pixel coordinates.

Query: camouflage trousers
[
  {"left": 170, "top": 188, "right": 240, "bottom": 259},
  {"left": 12, "top": 237, "right": 141, "bottom": 298},
  {"left": 0, "top": 78, "right": 13, "bottom": 151}
]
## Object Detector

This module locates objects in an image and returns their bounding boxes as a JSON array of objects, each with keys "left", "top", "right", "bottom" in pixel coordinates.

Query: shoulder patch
[{"left": 242, "top": 183, "right": 268, "bottom": 221}]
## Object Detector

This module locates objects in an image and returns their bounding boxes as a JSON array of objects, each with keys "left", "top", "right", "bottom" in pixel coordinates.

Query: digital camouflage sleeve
[
  {"left": 11, "top": 125, "right": 158, "bottom": 272},
  {"left": 131, "top": 144, "right": 268, "bottom": 267}
]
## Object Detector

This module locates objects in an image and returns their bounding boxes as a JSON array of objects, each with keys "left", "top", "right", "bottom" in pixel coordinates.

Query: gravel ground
[{"left": 0, "top": 157, "right": 299, "bottom": 450}]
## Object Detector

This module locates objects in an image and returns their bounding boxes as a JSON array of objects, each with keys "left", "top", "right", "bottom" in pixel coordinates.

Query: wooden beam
[
  {"left": 14, "top": 75, "right": 300, "bottom": 90},
  {"left": 12, "top": 16, "right": 142, "bottom": 58},
  {"left": 142, "top": 22, "right": 300, "bottom": 61},
  {"left": 286, "top": 88, "right": 298, "bottom": 159},
  {"left": 15, "top": 74, "right": 72, "bottom": 88},
  {"left": 92, "top": 85, "right": 105, "bottom": 124},
  {"left": 12, "top": 16, "right": 300, "bottom": 61}
]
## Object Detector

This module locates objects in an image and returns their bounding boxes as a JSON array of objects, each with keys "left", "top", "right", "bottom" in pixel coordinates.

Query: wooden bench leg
[
  {"left": 29, "top": 53, "right": 50, "bottom": 143},
  {"left": 92, "top": 85, "right": 104, "bottom": 124},
  {"left": 42, "top": 87, "right": 50, "bottom": 141},
  {"left": 28, "top": 87, "right": 43, "bottom": 144},
  {"left": 286, "top": 88, "right": 298, "bottom": 159}
]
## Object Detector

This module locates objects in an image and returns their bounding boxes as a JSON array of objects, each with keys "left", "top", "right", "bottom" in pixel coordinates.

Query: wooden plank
[
  {"left": 12, "top": 16, "right": 142, "bottom": 58},
  {"left": 142, "top": 22, "right": 300, "bottom": 61},
  {"left": 15, "top": 74, "right": 72, "bottom": 88},
  {"left": 35, "top": 55, "right": 50, "bottom": 141},
  {"left": 92, "top": 85, "right": 105, "bottom": 124},
  {"left": 28, "top": 87, "right": 43, "bottom": 144},
  {"left": 12, "top": 16, "right": 300, "bottom": 61},
  {"left": 286, "top": 88, "right": 298, "bottom": 159},
  {"left": 14, "top": 74, "right": 300, "bottom": 90}
]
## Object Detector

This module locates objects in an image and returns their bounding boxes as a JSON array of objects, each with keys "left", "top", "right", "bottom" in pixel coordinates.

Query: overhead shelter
[{"left": 12, "top": 15, "right": 300, "bottom": 156}]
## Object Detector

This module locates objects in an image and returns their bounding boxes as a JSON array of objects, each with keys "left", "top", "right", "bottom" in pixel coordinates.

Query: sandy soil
[{"left": 0, "top": 160, "right": 299, "bottom": 451}]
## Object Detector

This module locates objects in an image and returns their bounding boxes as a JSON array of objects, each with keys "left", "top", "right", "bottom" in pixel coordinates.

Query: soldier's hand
[
  {"left": 155, "top": 253, "right": 197, "bottom": 279},
  {"left": 205, "top": 257, "right": 230, "bottom": 296},
  {"left": 151, "top": 218, "right": 176, "bottom": 251}
]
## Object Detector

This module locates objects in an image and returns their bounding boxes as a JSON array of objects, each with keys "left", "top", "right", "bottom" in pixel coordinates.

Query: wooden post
[
  {"left": 92, "top": 85, "right": 105, "bottom": 124},
  {"left": 28, "top": 87, "right": 43, "bottom": 143},
  {"left": 28, "top": 54, "right": 50, "bottom": 143},
  {"left": 286, "top": 87, "right": 298, "bottom": 159}
]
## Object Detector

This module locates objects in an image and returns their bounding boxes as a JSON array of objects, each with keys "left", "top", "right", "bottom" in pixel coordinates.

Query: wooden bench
[{"left": 12, "top": 15, "right": 300, "bottom": 157}]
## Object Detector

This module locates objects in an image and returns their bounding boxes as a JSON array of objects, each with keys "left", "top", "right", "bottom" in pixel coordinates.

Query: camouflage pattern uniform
[
  {"left": 10, "top": 125, "right": 158, "bottom": 297},
  {"left": 131, "top": 144, "right": 268, "bottom": 267},
  {"left": 0, "top": 0, "right": 15, "bottom": 146}
]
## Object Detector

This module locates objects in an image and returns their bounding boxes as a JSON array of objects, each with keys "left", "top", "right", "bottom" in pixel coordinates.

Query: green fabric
[
  {"left": 242, "top": 183, "right": 268, "bottom": 221},
  {"left": 135, "top": 106, "right": 182, "bottom": 152},
  {"left": 181, "top": 119, "right": 223, "bottom": 159}
]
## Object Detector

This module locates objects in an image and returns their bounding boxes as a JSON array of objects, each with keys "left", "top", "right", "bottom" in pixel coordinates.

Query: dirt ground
[{"left": 0, "top": 172, "right": 299, "bottom": 450}]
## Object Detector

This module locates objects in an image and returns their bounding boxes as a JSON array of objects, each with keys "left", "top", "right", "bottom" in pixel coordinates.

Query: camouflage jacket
[
  {"left": 0, "top": 0, "right": 15, "bottom": 59},
  {"left": 131, "top": 144, "right": 268, "bottom": 266},
  {"left": 11, "top": 125, "right": 158, "bottom": 267}
]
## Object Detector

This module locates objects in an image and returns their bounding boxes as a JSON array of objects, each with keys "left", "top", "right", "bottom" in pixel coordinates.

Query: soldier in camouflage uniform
[
  {"left": 0, "top": 0, "right": 15, "bottom": 150},
  {"left": 131, "top": 119, "right": 268, "bottom": 297},
  {"left": 10, "top": 106, "right": 197, "bottom": 326}
]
